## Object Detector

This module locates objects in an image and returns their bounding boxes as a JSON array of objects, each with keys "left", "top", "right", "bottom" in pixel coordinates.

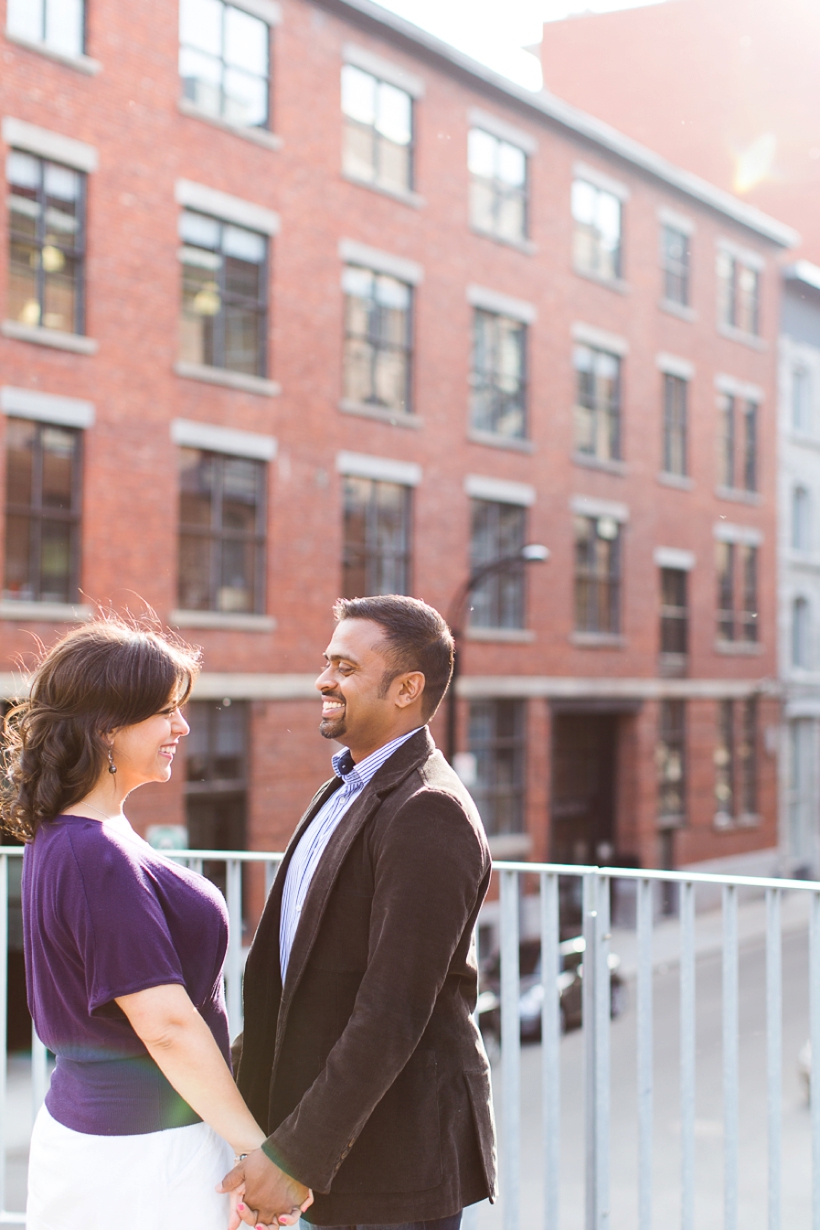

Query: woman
[{"left": 1, "top": 619, "right": 311, "bottom": 1230}]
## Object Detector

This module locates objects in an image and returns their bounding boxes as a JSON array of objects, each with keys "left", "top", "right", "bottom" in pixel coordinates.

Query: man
[{"left": 222, "top": 595, "right": 496, "bottom": 1229}]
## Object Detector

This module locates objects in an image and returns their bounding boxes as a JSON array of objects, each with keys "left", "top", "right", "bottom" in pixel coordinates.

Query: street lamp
[{"left": 445, "top": 543, "right": 550, "bottom": 764}]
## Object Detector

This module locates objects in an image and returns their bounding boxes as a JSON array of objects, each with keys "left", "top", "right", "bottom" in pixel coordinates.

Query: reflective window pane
[
  {"left": 342, "top": 477, "right": 410, "bottom": 598},
  {"left": 179, "top": 0, "right": 269, "bottom": 129},
  {"left": 469, "top": 128, "right": 528, "bottom": 241},
  {"left": 342, "top": 264, "right": 412, "bottom": 413},
  {"left": 572, "top": 179, "right": 621, "bottom": 280},
  {"left": 341, "top": 66, "right": 412, "bottom": 191},
  {"left": 224, "top": 5, "right": 267, "bottom": 74}
]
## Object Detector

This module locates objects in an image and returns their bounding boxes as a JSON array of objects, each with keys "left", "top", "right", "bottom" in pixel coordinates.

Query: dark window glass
[
  {"left": 793, "top": 597, "right": 810, "bottom": 669},
  {"left": 468, "top": 128, "right": 528, "bottom": 243},
  {"left": 7, "top": 151, "right": 85, "bottom": 334},
  {"left": 468, "top": 699, "right": 526, "bottom": 836},
  {"left": 740, "top": 543, "right": 758, "bottom": 642},
  {"left": 716, "top": 541, "right": 757, "bottom": 643},
  {"left": 793, "top": 486, "right": 811, "bottom": 551},
  {"left": 718, "top": 393, "right": 758, "bottom": 492},
  {"left": 3, "top": 419, "right": 81, "bottom": 603},
  {"left": 178, "top": 447, "right": 266, "bottom": 613},
  {"left": 574, "top": 514, "right": 621, "bottom": 634},
  {"left": 662, "top": 374, "right": 688, "bottom": 476},
  {"left": 185, "top": 699, "right": 248, "bottom": 900},
  {"left": 572, "top": 179, "right": 622, "bottom": 281},
  {"left": 661, "top": 225, "right": 690, "bottom": 306},
  {"left": 7, "top": 0, "right": 84, "bottom": 56},
  {"left": 717, "top": 250, "right": 760, "bottom": 335},
  {"left": 341, "top": 65, "right": 413, "bottom": 194},
  {"left": 342, "top": 477, "right": 411, "bottom": 598},
  {"left": 714, "top": 699, "right": 735, "bottom": 824},
  {"left": 660, "top": 567, "right": 688, "bottom": 661},
  {"left": 574, "top": 345, "right": 621, "bottom": 461},
  {"left": 469, "top": 500, "right": 526, "bottom": 629},
  {"left": 658, "top": 699, "right": 686, "bottom": 824},
  {"left": 715, "top": 698, "right": 757, "bottom": 826},
  {"left": 342, "top": 265, "right": 412, "bottom": 413},
  {"left": 740, "top": 698, "right": 757, "bottom": 817},
  {"left": 179, "top": 0, "right": 270, "bottom": 128},
  {"left": 792, "top": 367, "right": 812, "bottom": 433},
  {"left": 471, "top": 310, "right": 527, "bottom": 438},
  {"left": 179, "top": 210, "right": 268, "bottom": 376}
]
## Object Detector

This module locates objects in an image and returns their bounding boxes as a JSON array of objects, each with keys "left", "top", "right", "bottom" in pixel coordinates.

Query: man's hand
[{"left": 219, "top": 1148, "right": 313, "bottom": 1228}]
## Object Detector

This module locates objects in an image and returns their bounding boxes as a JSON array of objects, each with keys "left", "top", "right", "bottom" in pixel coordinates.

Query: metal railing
[{"left": 1, "top": 848, "right": 820, "bottom": 1229}]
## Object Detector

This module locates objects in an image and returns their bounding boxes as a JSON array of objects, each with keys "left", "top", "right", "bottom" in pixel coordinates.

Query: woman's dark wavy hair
[{"left": 0, "top": 618, "right": 202, "bottom": 841}]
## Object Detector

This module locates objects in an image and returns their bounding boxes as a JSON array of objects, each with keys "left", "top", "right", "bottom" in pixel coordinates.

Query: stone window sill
[
  {"left": 339, "top": 399, "right": 421, "bottom": 429},
  {"left": 5, "top": 31, "right": 101, "bottom": 74},
  {"left": 714, "top": 639, "right": 764, "bottom": 655},
  {"left": 342, "top": 172, "right": 425, "bottom": 210},
  {"left": 174, "top": 362, "right": 280, "bottom": 397},
  {"left": 718, "top": 322, "right": 766, "bottom": 351},
  {"left": 468, "top": 428, "right": 535, "bottom": 454},
  {"left": 657, "top": 471, "right": 693, "bottom": 491},
  {"left": 713, "top": 812, "right": 761, "bottom": 831},
  {"left": 788, "top": 551, "right": 820, "bottom": 572},
  {"left": 487, "top": 833, "right": 532, "bottom": 860},
  {"left": 659, "top": 298, "right": 697, "bottom": 322},
  {"left": 465, "top": 627, "right": 535, "bottom": 643},
  {"left": 788, "top": 431, "right": 820, "bottom": 452},
  {"left": 571, "top": 631, "right": 626, "bottom": 648},
  {"left": 177, "top": 99, "right": 283, "bottom": 150},
  {"left": 469, "top": 225, "right": 537, "bottom": 256},
  {"left": 573, "top": 266, "right": 630, "bottom": 295},
  {"left": 169, "top": 610, "right": 276, "bottom": 632},
  {"left": 573, "top": 451, "right": 627, "bottom": 476},
  {"left": 2, "top": 321, "right": 98, "bottom": 354},
  {"left": 715, "top": 485, "right": 761, "bottom": 506},
  {"left": 0, "top": 599, "right": 91, "bottom": 622}
]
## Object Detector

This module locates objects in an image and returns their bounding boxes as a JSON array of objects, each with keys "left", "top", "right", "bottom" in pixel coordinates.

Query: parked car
[{"left": 478, "top": 936, "right": 626, "bottom": 1048}]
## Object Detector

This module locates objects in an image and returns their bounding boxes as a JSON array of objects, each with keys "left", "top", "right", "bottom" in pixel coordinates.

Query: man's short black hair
[{"left": 333, "top": 595, "right": 454, "bottom": 721}]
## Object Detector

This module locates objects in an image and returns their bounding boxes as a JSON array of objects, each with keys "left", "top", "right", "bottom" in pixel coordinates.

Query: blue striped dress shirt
[{"left": 279, "top": 728, "right": 423, "bottom": 980}]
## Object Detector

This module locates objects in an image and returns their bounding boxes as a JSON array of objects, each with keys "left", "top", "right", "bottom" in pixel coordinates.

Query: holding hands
[{"left": 221, "top": 1148, "right": 314, "bottom": 1230}]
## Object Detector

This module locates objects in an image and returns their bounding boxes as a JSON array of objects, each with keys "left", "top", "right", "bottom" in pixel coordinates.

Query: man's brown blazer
[{"left": 236, "top": 728, "right": 497, "bottom": 1226}]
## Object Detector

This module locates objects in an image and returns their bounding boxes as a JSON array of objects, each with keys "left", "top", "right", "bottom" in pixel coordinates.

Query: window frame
[
  {"left": 573, "top": 514, "right": 622, "bottom": 635},
  {"left": 470, "top": 308, "right": 528, "bottom": 440},
  {"left": 468, "top": 126, "right": 529, "bottom": 244},
  {"left": 658, "top": 698, "right": 686, "bottom": 827},
  {"left": 467, "top": 698, "right": 527, "bottom": 837},
  {"left": 662, "top": 372, "right": 688, "bottom": 477},
  {"left": 341, "top": 475, "right": 412, "bottom": 599},
  {"left": 660, "top": 566, "right": 688, "bottom": 663},
  {"left": 178, "top": 0, "right": 272, "bottom": 131},
  {"left": 792, "top": 485, "right": 811, "bottom": 552},
  {"left": 573, "top": 343, "right": 622, "bottom": 463},
  {"left": 660, "top": 223, "right": 690, "bottom": 307},
  {"left": 792, "top": 595, "right": 811, "bottom": 669},
  {"left": 6, "top": 0, "right": 86, "bottom": 57},
  {"left": 342, "top": 263, "right": 414, "bottom": 415},
  {"left": 717, "top": 250, "right": 761, "bottom": 336},
  {"left": 718, "top": 392, "right": 758, "bottom": 493},
  {"left": 716, "top": 540, "right": 758, "bottom": 644},
  {"left": 341, "top": 63, "right": 415, "bottom": 195},
  {"left": 468, "top": 499, "right": 527, "bottom": 631},
  {"left": 572, "top": 178, "right": 623, "bottom": 282}
]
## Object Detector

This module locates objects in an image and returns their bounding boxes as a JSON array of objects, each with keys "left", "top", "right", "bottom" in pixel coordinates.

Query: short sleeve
[{"left": 65, "top": 829, "right": 186, "bottom": 1015}]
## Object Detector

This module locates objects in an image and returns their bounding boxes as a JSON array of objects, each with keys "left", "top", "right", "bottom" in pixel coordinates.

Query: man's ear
[{"left": 393, "top": 671, "right": 426, "bottom": 710}]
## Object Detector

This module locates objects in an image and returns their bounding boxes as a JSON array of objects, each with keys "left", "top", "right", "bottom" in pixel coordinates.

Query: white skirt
[{"left": 27, "top": 1105, "right": 234, "bottom": 1230}]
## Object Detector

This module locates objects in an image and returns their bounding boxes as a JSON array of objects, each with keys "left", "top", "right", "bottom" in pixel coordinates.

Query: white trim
[
  {"left": 342, "top": 42, "right": 425, "bottom": 98},
  {"left": 716, "top": 236, "right": 766, "bottom": 272},
  {"left": 230, "top": 0, "right": 282, "bottom": 23},
  {"left": 455, "top": 675, "right": 770, "bottom": 700},
  {"left": 654, "top": 546, "right": 696, "bottom": 571},
  {"left": 171, "top": 418, "right": 277, "bottom": 460},
  {"left": 1, "top": 386, "right": 94, "bottom": 428},
  {"left": 785, "top": 261, "right": 820, "bottom": 293},
  {"left": 713, "top": 521, "right": 763, "bottom": 546},
  {"left": 169, "top": 611, "right": 276, "bottom": 632},
  {"left": 656, "top": 352, "right": 695, "bottom": 380},
  {"left": 715, "top": 373, "right": 764, "bottom": 402},
  {"left": 175, "top": 179, "right": 280, "bottom": 234},
  {"left": 338, "top": 239, "right": 423, "bottom": 284},
  {"left": 191, "top": 673, "right": 317, "bottom": 699},
  {"left": 465, "top": 475, "right": 535, "bottom": 506},
  {"left": 468, "top": 107, "right": 537, "bottom": 154},
  {"left": 573, "top": 160, "right": 630, "bottom": 201},
  {"left": 467, "top": 285, "right": 536, "bottom": 324},
  {"left": 2, "top": 116, "right": 98, "bottom": 171},
  {"left": 0, "top": 600, "right": 91, "bottom": 624},
  {"left": 177, "top": 99, "right": 283, "bottom": 150},
  {"left": 657, "top": 206, "right": 695, "bottom": 236},
  {"left": 336, "top": 450, "right": 421, "bottom": 486},
  {"left": 572, "top": 321, "right": 628, "bottom": 356},
  {"left": 1, "top": 320, "right": 98, "bottom": 353},
  {"left": 570, "top": 494, "right": 629, "bottom": 522}
]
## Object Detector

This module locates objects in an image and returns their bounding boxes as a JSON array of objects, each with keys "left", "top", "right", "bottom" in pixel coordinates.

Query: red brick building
[{"left": 0, "top": 0, "right": 797, "bottom": 921}]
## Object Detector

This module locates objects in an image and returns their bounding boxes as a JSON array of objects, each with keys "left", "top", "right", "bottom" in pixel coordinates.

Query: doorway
[{"left": 551, "top": 712, "right": 618, "bottom": 866}]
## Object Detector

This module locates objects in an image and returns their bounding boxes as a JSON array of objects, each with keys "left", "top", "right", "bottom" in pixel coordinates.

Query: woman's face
[{"left": 109, "top": 698, "right": 190, "bottom": 790}]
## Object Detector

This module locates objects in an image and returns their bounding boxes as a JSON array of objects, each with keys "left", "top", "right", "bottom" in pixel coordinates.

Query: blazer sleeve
[{"left": 262, "top": 787, "right": 489, "bottom": 1191}]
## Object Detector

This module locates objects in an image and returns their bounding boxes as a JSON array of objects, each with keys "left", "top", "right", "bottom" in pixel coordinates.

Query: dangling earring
[{"left": 107, "top": 746, "right": 117, "bottom": 775}]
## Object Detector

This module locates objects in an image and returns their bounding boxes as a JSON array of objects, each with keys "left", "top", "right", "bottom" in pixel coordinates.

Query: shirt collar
[{"left": 331, "top": 727, "right": 425, "bottom": 790}]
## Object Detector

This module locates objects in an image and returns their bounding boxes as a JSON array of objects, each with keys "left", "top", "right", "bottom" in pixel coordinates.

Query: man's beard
[{"left": 319, "top": 711, "right": 347, "bottom": 741}]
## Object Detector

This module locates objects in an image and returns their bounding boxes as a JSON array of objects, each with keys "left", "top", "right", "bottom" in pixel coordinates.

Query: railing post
[
  {"left": 583, "top": 870, "right": 610, "bottom": 1230},
  {"left": 636, "top": 876, "right": 653, "bottom": 1230},
  {"left": 810, "top": 890, "right": 820, "bottom": 1230},
  {"left": 0, "top": 854, "right": 7, "bottom": 1218},
  {"left": 541, "top": 871, "right": 560, "bottom": 1230},
  {"left": 723, "top": 883, "right": 739, "bottom": 1230},
  {"left": 225, "top": 858, "right": 244, "bottom": 1035},
  {"left": 766, "top": 887, "right": 782, "bottom": 1230},
  {"left": 500, "top": 869, "right": 521, "bottom": 1230},
  {"left": 679, "top": 880, "right": 696, "bottom": 1230}
]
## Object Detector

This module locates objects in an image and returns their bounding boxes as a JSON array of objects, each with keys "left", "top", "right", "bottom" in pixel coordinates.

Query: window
[
  {"left": 714, "top": 697, "right": 757, "bottom": 826},
  {"left": 471, "top": 310, "right": 527, "bottom": 439},
  {"left": 714, "top": 699, "right": 735, "bottom": 824},
  {"left": 179, "top": 210, "right": 267, "bottom": 376},
  {"left": 792, "top": 597, "right": 810, "bottom": 669},
  {"left": 662, "top": 374, "right": 688, "bottom": 476},
  {"left": 342, "top": 265, "right": 412, "bottom": 414},
  {"left": 574, "top": 514, "right": 621, "bottom": 634},
  {"left": 740, "top": 698, "right": 757, "bottom": 817},
  {"left": 792, "top": 486, "right": 811, "bottom": 551},
  {"left": 718, "top": 393, "right": 757, "bottom": 492},
  {"left": 7, "top": 151, "right": 85, "bottom": 334},
  {"left": 342, "top": 477, "right": 411, "bottom": 598},
  {"left": 660, "top": 568, "right": 688, "bottom": 663},
  {"left": 658, "top": 699, "right": 686, "bottom": 825},
  {"left": 468, "top": 128, "right": 528, "bottom": 243},
  {"left": 716, "top": 541, "right": 758, "bottom": 643},
  {"left": 793, "top": 367, "right": 812, "bottom": 433},
  {"left": 573, "top": 345, "right": 621, "bottom": 461},
  {"left": 717, "top": 250, "right": 760, "bottom": 335},
  {"left": 3, "top": 419, "right": 81, "bottom": 603},
  {"left": 572, "top": 179, "right": 622, "bottom": 281},
  {"left": 341, "top": 65, "right": 413, "bottom": 194},
  {"left": 7, "top": 0, "right": 84, "bottom": 57},
  {"left": 179, "top": 0, "right": 270, "bottom": 129},
  {"left": 185, "top": 699, "right": 248, "bottom": 897},
  {"left": 177, "top": 448, "right": 266, "bottom": 613},
  {"left": 468, "top": 699, "right": 526, "bottom": 836},
  {"left": 661, "top": 224, "right": 690, "bottom": 306},
  {"left": 469, "top": 500, "right": 526, "bottom": 629}
]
